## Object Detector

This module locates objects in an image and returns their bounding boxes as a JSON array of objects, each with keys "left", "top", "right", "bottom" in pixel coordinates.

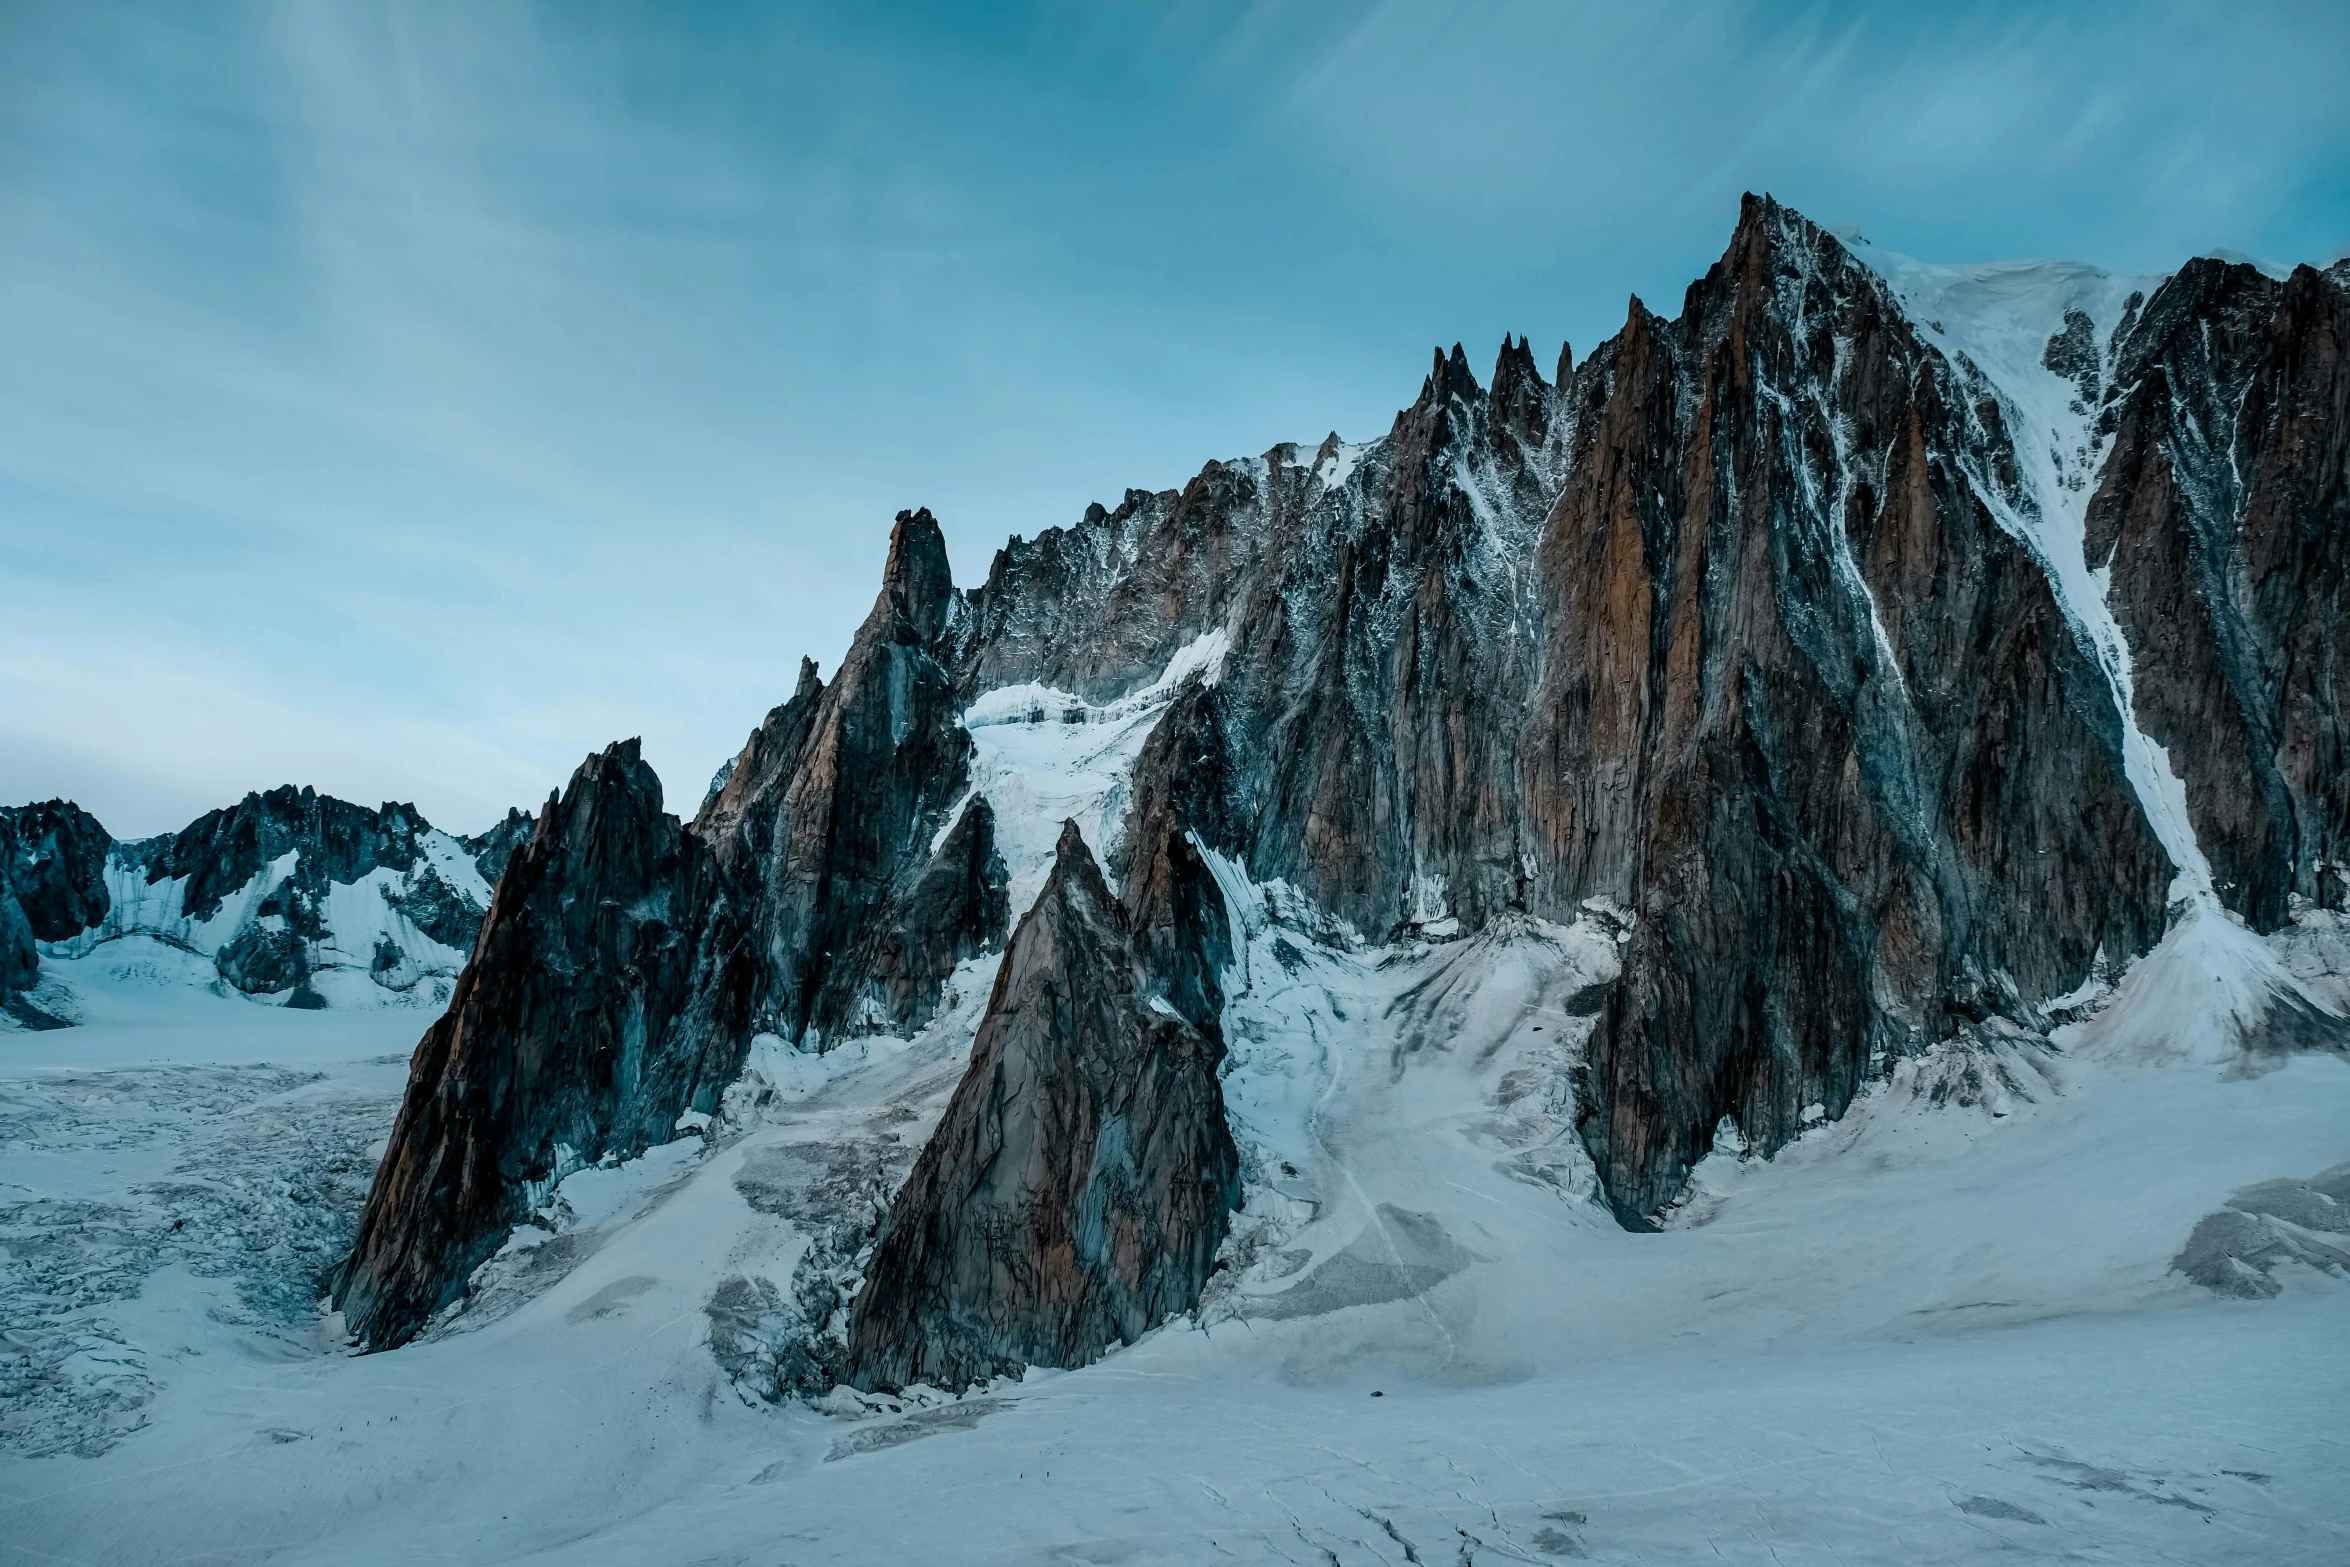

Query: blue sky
[{"left": 4, "top": 1, "right": 2345, "bottom": 837}]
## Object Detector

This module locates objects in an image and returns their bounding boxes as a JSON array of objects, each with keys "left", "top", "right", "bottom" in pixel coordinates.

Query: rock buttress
[
  {"left": 1521, "top": 195, "right": 2175, "bottom": 1223},
  {"left": 2089, "top": 257, "right": 2350, "bottom": 926},
  {"left": 336, "top": 740, "right": 735, "bottom": 1348},
  {"left": 842, "top": 822, "right": 1239, "bottom": 1391}
]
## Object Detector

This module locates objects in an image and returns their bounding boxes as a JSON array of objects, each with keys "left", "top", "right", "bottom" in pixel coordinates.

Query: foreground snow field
[{"left": 3, "top": 887, "right": 2347, "bottom": 1565}]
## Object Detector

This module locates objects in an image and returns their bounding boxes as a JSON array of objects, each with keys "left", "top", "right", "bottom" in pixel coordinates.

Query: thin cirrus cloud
[{"left": 2, "top": 0, "right": 2343, "bottom": 837}]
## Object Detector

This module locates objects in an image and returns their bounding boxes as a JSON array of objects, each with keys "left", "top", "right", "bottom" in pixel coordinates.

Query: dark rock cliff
[
  {"left": 697, "top": 509, "right": 989, "bottom": 1046},
  {"left": 2088, "top": 257, "right": 2350, "bottom": 927},
  {"left": 842, "top": 822, "right": 1239, "bottom": 1392},
  {"left": 323, "top": 195, "right": 2349, "bottom": 1361},
  {"left": 338, "top": 510, "right": 1007, "bottom": 1346},
  {"left": 0, "top": 801, "right": 113, "bottom": 943},
  {"left": 1115, "top": 675, "right": 1238, "bottom": 1035},
  {"left": 0, "top": 801, "right": 111, "bottom": 1020},
  {"left": 0, "top": 864, "right": 37, "bottom": 1015},
  {"left": 335, "top": 740, "right": 735, "bottom": 1348}
]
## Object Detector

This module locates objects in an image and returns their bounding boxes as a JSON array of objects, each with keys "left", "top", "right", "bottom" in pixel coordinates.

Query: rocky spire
[
  {"left": 884, "top": 507, "right": 958, "bottom": 647},
  {"left": 1417, "top": 342, "right": 1482, "bottom": 411},
  {"left": 1489, "top": 333, "right": 1551, "bottom": 453},
  {"left": 1523, "top": 192, "right": 2174, "bottom": 1223},
  {"left": 336, "top": 739, "right": 728, "bottom": 1349},
  {"left": 842, "top": 821, "right": 1239, "bottom": 1392}
]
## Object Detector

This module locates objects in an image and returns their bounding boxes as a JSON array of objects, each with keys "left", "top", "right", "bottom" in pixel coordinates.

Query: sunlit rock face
[{"left": 1519, "top": 197, "right": 2179, "bottom": 1222}]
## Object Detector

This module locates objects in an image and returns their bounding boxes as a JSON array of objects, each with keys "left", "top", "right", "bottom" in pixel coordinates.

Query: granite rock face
[
  {"left": 842, "top": 823, "right": 1239, "bottom": 1392},
  {"left": 323, "top": 196, "right": 2350, "bottom": 1364},
  {"left": 1114, "top": 675, "right": 1238, "bottom": 1036},
  {"left": 957, "top": 468, "right": 1273, "bottom": 704},
  {"left": 697, "top": 509, "right": 988, "bottom": 1046},
  {"left": 818, "top": 795, "right": 1011, "bottom": 1038},
  {"left": 950, "top": 340, "right": 1571, "bottom": 937},
  {"left": 942, "top": 199, "right": 2181, "bottom": 1224},
  {"left": 2088, "top": 257, "right": 2350, "bottom": 928},
  {"left": 1520, "top": 197, "right": 2176, "bottom": 1222},
  {"left": 337, "top": 511, "right": 1008, "bottom": 1346},
  {"left": 335, "top": 740, "right": 736, "bottom": 1347}
]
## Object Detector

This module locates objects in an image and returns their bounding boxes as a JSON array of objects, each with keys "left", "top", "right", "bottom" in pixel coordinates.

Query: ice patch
[{"left": 962, "top": 627, "right": 1233, "bottom": 912}]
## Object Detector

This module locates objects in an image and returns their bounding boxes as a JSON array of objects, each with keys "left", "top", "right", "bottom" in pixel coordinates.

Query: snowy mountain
[
  {"left": 0, "top": 789, "right": 529, "bottom": 1027},
  {"left": 3, "top": 195, "right": 2347, "bottom": 1564},
  {"left": 323, "top": 194, "right": 2349, "bottom": 1358}
]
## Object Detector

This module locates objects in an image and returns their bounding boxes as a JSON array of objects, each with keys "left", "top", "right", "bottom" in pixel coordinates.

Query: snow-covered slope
[
  {"left": 2, "top": 840, "right": 2346, "bottom": 1563},
  {"left": 45, "top": 827, "right": 491, "bottom": 1010}
]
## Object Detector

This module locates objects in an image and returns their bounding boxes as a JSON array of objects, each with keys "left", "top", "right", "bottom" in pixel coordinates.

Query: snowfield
[{"left": 3, "top": 770, "right": 2348, "bottom": 1563}]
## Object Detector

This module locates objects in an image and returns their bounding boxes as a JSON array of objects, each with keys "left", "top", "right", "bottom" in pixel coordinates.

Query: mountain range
[{"left": 8, "top": 194, "right": 2345, "bottom": 1393}]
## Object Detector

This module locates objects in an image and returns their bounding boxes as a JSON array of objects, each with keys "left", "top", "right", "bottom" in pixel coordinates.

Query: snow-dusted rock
[{"left": 325, "top": 193, "right": 2350, "bottom": 1355}]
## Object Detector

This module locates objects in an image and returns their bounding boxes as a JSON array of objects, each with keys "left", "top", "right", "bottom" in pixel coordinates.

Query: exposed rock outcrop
[
  {"left": 124, "top": 788, "right": 433, "bottom": 928},
  {"left": 0, "top": 800, "right": 112, "bottom": 943},
  {"left": 1521, "top": 197, "right": 2174, "bottom": 1222},
  {"left": 0, "top": 861, "right": 37, "bottom": 1013},
  {"left": 955, "top": 337, "right": 1571, "bottom": 937},
  {"left": 1115, "top": 674, "right": 1238, "bottom": 1034},
  {"left": 944, "top": 199, "right": 2183, "bottom": 1226},
  {"left": 323, "top": 195, "right": 2349, "bottom": 1363},
  {"left": 2088, "top": 258, "right": 2350, "bottom": 927},
  {"left": 0, "top": 791, "right": 510, "bottom": 1013},
  {"left": 698, "top": 509, "right": 989, "bottom": 1046},
  {"left": 957, "top": 468, "right": 1272, "bottom": 704},
  {"left": 335, "top": 740, "right": 736, "bottom": 1347},
  {"left": 338, "top": 510, "right": 1008, "bottom": 1347},
  {"left": 0, "top": 801, "right": 111, "bottom": 1020},
  {"left": 816, "top": 795, "right": 1011, "bottom": 1037},
  {"left": 843, "top": 822, "right": 1239, "bottom": 1392},
  {"left": 89, "top": 787, "right": 500, "bottom": 1000},
  {"left": 463, "top": 807, "right": 537, "bottom": 888}
]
